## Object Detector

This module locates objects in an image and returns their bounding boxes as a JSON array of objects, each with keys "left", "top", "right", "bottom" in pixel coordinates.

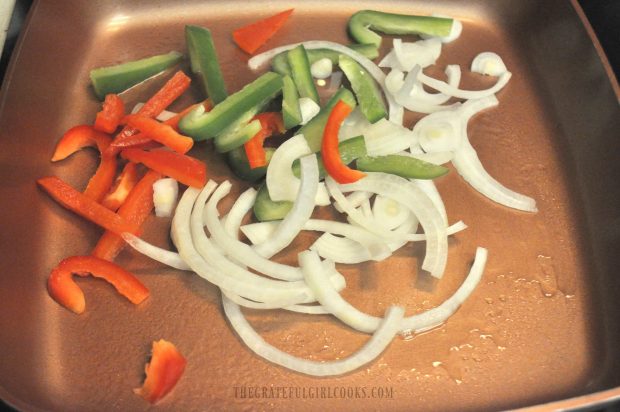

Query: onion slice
[
  {"left": 254, "top": 154, "right": 319, "bottom": 258},
  {"left": 222, "top": 292, "right": 404, "bottom": 376},
  {"left": 339, "top": 173, "right": 449, "bottom": 278},
  {"left": 299, "top": 248, "right": 487, "bottom": 334},
  {"left": 122, "top": 232, "right": 190, "bottom": 271}
]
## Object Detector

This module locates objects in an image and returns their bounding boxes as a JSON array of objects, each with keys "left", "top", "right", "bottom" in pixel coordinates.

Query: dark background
[{"left": 0, "top": 0, "right": 617, "bottom": 411}]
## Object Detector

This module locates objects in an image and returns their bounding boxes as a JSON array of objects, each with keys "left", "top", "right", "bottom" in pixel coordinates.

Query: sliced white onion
[
  {"left": 299, "top": 247, "right": 487, "bottom": 334},
  {"left": 393, "top": 37, "right": 442, "bottom": 71},
  {"left": 408, "top": 150, "right": 454, "bottom": 166},
  {"left": 410, "top": 179, "right": 448, "bottom": 225},
  {"left": 372, "top": 195, "right": 411, "bottom": 230},
  {"left": 254, "top": 155, "right": 319, "bottom": 258},
  {"left": 418, "top": 69, "right": 512, "bottom": 100},
  {"left": 311, "top": 214, "right": 417, "bottom": 264},
  {"left": 471, "top": 52, "right": 508, "bottom": 76},
  {"left": 266, "top": 134, "right": 329, "bottom": 205},
  {"left": 222, "top": 292, "right": 404, "bottom": 376},
  {"left": 401, "top": 247, "right": 487, "bottom": 332},
  {"left": 325, "top": 176, "right": 403, "bottom": 242},
  {"left": 221, "top": 290, "right": 308, "bottom": 310},
  {"left": 394, "top": 65, "right": 462, "bottom": 114},
  {"left": 363, "top": 118, "right": 417, "bottom": 156},
  {"left": 405, "top": 220, "right": 467, "bottom": 241},
  {"left": 298, "top": 97, "right": 321, "bottom": 125},
  {"left": 247, "top": 40, "right": 403, "bottom": 124},
  {"left": 172, "top": 183, "right": 308, "bottom": 303},
  {"left": 310, "top": 57, "right": 333, "bottom": 79},
  {"left": 452, "top": 139, "right": 538, "bottom": 212},
  {"left": 202, "top": 181, "right": 305, "bottom": 282},
  {"left": 122, "top": 232, "right": 190, "bottom": 270},
  {"left": 153, "top": 178, "right": 179, "bottom": 217},
  {"left": 221, "top": 187, "right": 257, "bottom": 239},
  {"left": 339, "top": 173, "right": 449, "bottom": 278},
  {"left": 338, "top": 107, "right": 371, "bottom": 142}
]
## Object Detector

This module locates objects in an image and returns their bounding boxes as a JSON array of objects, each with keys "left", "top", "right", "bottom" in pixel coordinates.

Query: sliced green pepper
[
  {"left": 253, "top": 183, "right": 293, "bottom": 222},
  {"left": 271, "top": 44, "right": 380, "bottom": 76},
  {"left": 179, "top": 71, "right": 283, "bottom": 141},
  {"left": 185, "top": 25, "right": 228, "bottom": 104},
  {"left": 348, "top": 10, "right": 453, "bottom": 47},
  {"left": 287, "top": 45, "right": 320, "bottom": 104},
  {"left": 226, "top": 147, "right": 275, "bottom": 182},
  {"left": 298, "top": 87, "right": 356, "bottom": 152},
  {"left": 356, "top": 154, "right": 449, "bottom": 179},
  {"left": 282, "top": 75, "right": 302, "bottom": 129},
  {"left": 89, "top": 51, "right": 183, "bottom": 100},
  {"left": 339, "top": 55, "right": 386, "bottom": 123},
  {"left": 292, "top": 135, "right": 366, "bottom": 179},
  {"left": 214, "top": 113, "right": 262, "bottom": 153}
]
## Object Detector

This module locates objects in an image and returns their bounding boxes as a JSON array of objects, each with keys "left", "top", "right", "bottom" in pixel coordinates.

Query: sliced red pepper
[
  {"left": 233, "top": 9, "right": 294, "bottom": 54},
  {"left": 321, "top": 100, "right": 367, "bottom": 184},
  {"left": 94, "top": 93, "right": 125, "bottom": 134},
  {"left": 37, "top": 176, "right": 136, "bottom": 235},
  {"left": 122, "top": 114, "right": 194, "bottom": 154},
  {"left": 47, "top": 255, "right": 149, "bottom": 314},
  {"left": 101, "top": 162, "right": 140, "bottom": 211},
  {"left": 137, "top": 70, "right": 192, "bottom": 119},
  {"left": 51, "top": 125, "right": 111, "bottom": 161},
  {"left": 51, "top": 125, "right": 118, "bottom": 202},
  {"left": 92, "top": 170, "right": 162, "bottom": 261},
  {"left": 134, "top": 339, "right": 187, "bottom": 404},
  {"left": 121, "top": 148, "right": 207, "bottom": 188},
  {"left": 106, "top": 71, "right": 192, "bottom": 156},
  {"left": 243, "top": 112, "right": 285, "bottom": 169}
]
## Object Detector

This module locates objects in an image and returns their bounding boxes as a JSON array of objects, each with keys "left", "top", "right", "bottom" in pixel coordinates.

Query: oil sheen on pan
[{"left": 0, "top": 1, "right": 619, "bottom": 411}]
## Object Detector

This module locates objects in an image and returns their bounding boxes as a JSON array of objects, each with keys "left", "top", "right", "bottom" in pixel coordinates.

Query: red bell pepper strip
[
  {"left": 51, "top": 125, "right": 111, "bottom": 161},
  {"left": 106, "top": 100, "right": 213, "bottom": 153},
  {"left": 122, "top": 114, "right": 194, "bottom": 154},
  {"left": 321, "top": 100, "right": 367, "bottom": 184},
  {"left": 47, "top": 255, "right": 149, "bottom": 314},
  {"left": 134, "top": 339, "right": 187, "bottom": 404},
  {"left": 101, "top": 162, "right": 140, "bottom": 211},
  {"left": 120, "top": 148, "right": 207, "bottom": 188},
  {"left": 51, "top": 125, "right": 118, "bottom": 202},
  {"left": 92, "top": 170, "right": 162, "bottom": 261},
  {"left": 233, "top": 9, "right": 294, "bottom": 54},
  {"left": 243, "top": 112, "right": 285, "bottom": 169},
  {"left": 94, "top": 93, "right": 125, "bottom": 134},
  {"left": 106, "top": 71, "right": 192, "bottom": 156},
  {"left": 37, "top": 176, "right": 136, "bottom": 235}
]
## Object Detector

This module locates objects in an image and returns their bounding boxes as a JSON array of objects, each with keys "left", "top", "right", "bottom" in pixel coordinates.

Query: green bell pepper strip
[
  {"left": 348, "top": 10, "right": 453, "bottom": 47},
  {"left": 298, "top": 87, "right": 356, "bottom": 152},
  {"left": 185, "top": 25, "right": 228, "bottom": 104},
  {"left": 356, "top": 154, "right": 449, "bottom": 179},
  {"left": 287, "top": 45, "right": 320, "bottom": 104},
  {"left": 227, "top": 147, "right": 275, "bottom": 182},
  {"left": 89, "top": 51, "right": 183, "bottom": 100},
  {"left": 292, "top": 135, "right": 366, "bottom": 179},
  {"left": 253, "top": 183, "right": 293, "bottom": 222},
  {"left": 214, "top": 116, "right": 262, "bottom": 153},
  {"left": 271, "top": 44, "right": 379, "bottom": 76},
  {"left": 338, "top": 54, "right": 387, "bottom": 124},
  {"left": 179, "top": 71, "right": 283, "bottom": 141},
  {"left": 282, "top": 75, "right": 302, "bottom": 129}
]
